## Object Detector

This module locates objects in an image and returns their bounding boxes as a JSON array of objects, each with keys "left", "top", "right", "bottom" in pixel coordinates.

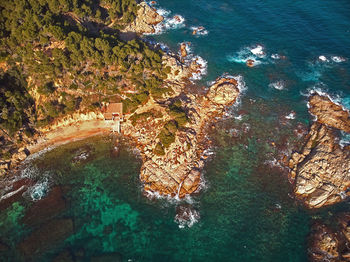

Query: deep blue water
[
  {"left": 1, "top": 1, "right": 350, "bottom": 261},
  {"left": 150, "top": 0, "right": 350, "bottom": 109}
]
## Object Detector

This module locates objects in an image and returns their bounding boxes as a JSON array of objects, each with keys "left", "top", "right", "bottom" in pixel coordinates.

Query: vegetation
[
  {"left": 0, "top": 0, "right": 172, "bottom": 159},
  {"left": 154, "top": 100, "right": 189, "bottom": 155},
  {"left": 129, "top": 109, "right": 162, "bottom": 125},
  {"left": 0, "top": 70, "right": 35, "bottom": 135}
]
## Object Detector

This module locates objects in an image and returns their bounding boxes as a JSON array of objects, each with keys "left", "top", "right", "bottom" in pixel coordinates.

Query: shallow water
[{"left": 1, "top": 0, "right": 350, "bottom": 261}]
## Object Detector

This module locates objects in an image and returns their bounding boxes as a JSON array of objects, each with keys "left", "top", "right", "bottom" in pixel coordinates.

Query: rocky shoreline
[
  {"left": 0, "top": 1, "right": 240, "bottom": 201},
  {"left": 289, "top": 94, "right": 350, "bottom": 208},
  {"left": 123, "top": 77, "right": 241, "bottom": 198}
]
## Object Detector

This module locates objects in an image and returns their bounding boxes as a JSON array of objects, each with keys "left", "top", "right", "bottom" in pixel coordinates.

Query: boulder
[
  {"left": 207, "top": 77, "right": 239, "bottom": 106},
  {"left": 180, "top": 43, "right": 188, "bottom": 58}
]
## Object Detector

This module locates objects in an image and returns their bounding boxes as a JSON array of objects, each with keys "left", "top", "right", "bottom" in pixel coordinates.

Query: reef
[{"left": 289, "top": 94, "right": 350, "bottom": 208}]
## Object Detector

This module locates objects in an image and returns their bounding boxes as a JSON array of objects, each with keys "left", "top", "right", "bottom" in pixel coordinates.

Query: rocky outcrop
[
  {"left": 309, "top": 95, "right": 350, "bottom": 133},
  {"left": 309, "top": 214, "right": 350, "bottom": 261},
  {"left": 123, "top": 77, "right": 240, "bottom": 198},
  {"left": 123, "top": 2, "right": 163, "bottom": 34},
  {"left": 289, "top": 94, "right": 350, "bottom": 208},
  {"left": 309, "top": 222, "right": 340, "bottom": 262}
]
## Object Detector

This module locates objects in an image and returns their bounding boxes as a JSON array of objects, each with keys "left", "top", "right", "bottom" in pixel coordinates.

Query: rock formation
[
  {"left": 123, "top": 2, "right": 163, "bottom": 34},
  {"left": 309, "top": 214, "right": 350, "bottom": 261},
  {"left": 309, "top": 95, "right": 350, "bottom": 133},
  {"left": 123, "top": 77, "right": 240, "bottom": 198},
  {"left": 289, "top": 94, "right": 350, "bottom": 208}
]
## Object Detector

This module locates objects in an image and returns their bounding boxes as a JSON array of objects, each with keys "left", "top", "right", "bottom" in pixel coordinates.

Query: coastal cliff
[
  {"left": 289, "top": 95, "right": 350, "bottom": 208},
  {"left": 123, "top": 2, "right": 164, "bottom": 34}
]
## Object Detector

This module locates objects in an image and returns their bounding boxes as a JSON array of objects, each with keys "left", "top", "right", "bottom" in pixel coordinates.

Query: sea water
[{"left": 1, "top": 0, "right": 350, "bottom": 261}]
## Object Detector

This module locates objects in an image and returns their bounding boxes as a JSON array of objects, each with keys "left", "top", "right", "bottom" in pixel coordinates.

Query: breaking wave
[{"left": 269, "top": 80, "right": 286, "bottom": 90}]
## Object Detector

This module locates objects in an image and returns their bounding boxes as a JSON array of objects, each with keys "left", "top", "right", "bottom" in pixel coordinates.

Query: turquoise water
[{"left": 1, "top": 1, "right": 350, "bottom": 261}]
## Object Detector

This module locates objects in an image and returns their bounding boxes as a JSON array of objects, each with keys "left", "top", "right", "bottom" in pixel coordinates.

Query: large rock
[
  {"left": 289, "top": 95, "right": 350, "bottom": 208},
  {"left": 18, "top": 218, "right": 74, "bottom": 260},
  {"left": 309, "top": 94, "right": 350, "bottom": 133},
  {"left": 309, "top": 214, "right": 350, "bottom": 261},
  {"left": 207, "top": 77, "right": 240, "bottom": 106},
  {"left": 309, "top": 222, "right": 339, "bottom": 262},
  {"left": 123, "top": 2, "right": 163, "bottom": 34}
]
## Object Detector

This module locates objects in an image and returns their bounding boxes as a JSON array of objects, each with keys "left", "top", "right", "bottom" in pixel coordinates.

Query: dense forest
[{"left": 0, "top": 0, "right": 171, "bottom": 159}]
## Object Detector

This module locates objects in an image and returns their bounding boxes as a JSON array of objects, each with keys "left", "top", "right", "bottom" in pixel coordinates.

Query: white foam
[
  {"left": 25, "top": 176, "right": 50, "bottom": 201},
  {"left": 155, "top": 8, "right": 170, "bottom": 17},
  {"left": 339, "top": 131, "right": 350, "bottom": 148},
  {"left": 331, "top": 56, "right": 346, "bottom": 63},
  {"left": 145, "top": 8, "right": 185, "bottom": 35},
  {"left": 190, "top": 56, "right": 208, "bottom": 81},
  {"left": 190, "top": 26, "right": 209, "bottom": 36},
  {"left": 271, "top": 54, "right": 280, "bottom": 60},
  {"left": 227, "top": 44, "right": 268, "bottom": 66},
  {"left": 318, "top": 55, "right": 328, "bottom": 62},
  {"left": 164, "top": 15, "right": 185, "bottom": 30},
  {"left": 250, "top": 45, "right": 265, "bottom": 57},
  {"left": 269, "top": 80, "right": 285, "bottom": 90},
  {"left": 0, "top": 185, "right": 25, "bottom": 201},
  {"left": 234, "top": 115, "right": 243, "bottom": 121},
  {"left": 174, "top": 206, "right": 200, "bottom": 228},
  {"left": 302, "top": 85, "right": 346, "bottom": 109},
  {"left": 285, "top": 112, "right": 296, "bottom": 120},
  {"left": 20, "top": 165, "right": 40, "bottom": 179}
]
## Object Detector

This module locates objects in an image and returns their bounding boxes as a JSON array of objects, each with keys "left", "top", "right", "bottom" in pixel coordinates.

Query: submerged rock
[
  {"left": 22, "top": 186, "right": 68, "bottom": 227},
  {"left": 309, "top": 214, "right": 350, "bottom": 261},
  {"left": 289, "top": 94, "right": 350, "bottom": 208},
  {"left": 175, "top": 205, "right": 200, "bottom": 228},
  {"left": 18, "top": 218, "right": 74, "bottom": 260},
  {"left": 90, "top": 252, "right": 123, "bottom": 262}
]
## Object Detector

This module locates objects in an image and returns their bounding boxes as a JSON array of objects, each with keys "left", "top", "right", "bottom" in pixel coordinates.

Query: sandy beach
[{"left": 27, "top": 119, "right": 115, "bottom": 156}]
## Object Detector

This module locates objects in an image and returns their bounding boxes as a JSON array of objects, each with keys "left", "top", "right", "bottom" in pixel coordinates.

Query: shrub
[{"left": 154, "top": 143, "right": 165, "bottom": 156}]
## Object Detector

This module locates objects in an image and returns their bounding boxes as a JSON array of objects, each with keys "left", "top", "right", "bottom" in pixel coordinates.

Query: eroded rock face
[
  {"left": 289, "top": 94, "right": 350, "bottom": 208},
  {"left": 309, "top": 214, "right": 350, "bottom": 262},
  {"left": 309, "top": 95, "right": 350, "bottom": 133},
  {"left": 123, "top": 77, "right": 240, "bottom": 198},
  {"left": 207, "top": 78, "right": 239, "bottom": 106},
  {"left": 123, "top": 2, "right": 163, "bottom": 34}
]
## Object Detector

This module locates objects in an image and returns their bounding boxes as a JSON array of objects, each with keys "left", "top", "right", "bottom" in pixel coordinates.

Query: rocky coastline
[
  {"left": 123, "top": 77, "right": 241, "bottom": 198},
  {"left": 288, "top": 94, "right": 350, "bottom": 208},
  {"left": 0, "top": 1, "right": 240, "bottom": 201}
]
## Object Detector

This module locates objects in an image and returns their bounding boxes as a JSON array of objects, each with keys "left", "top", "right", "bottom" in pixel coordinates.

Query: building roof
[{"left": 103, "top": 103, "right": 123, "bottom": 120}]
